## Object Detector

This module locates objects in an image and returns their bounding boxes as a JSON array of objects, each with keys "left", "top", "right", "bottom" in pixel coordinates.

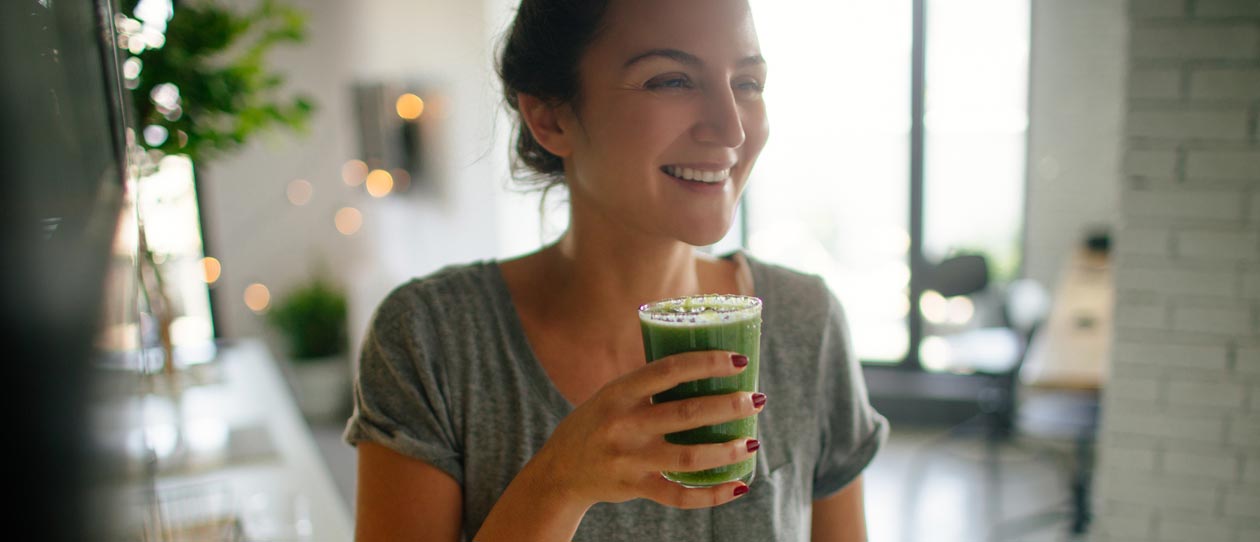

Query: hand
[{"left": 529, "top": 350, "right": 765, "bottom": 509}]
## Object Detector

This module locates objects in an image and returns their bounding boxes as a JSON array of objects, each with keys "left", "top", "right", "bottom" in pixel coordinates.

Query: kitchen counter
[{"left": 93, "top": 338, "right": 353, "bottom": 540}]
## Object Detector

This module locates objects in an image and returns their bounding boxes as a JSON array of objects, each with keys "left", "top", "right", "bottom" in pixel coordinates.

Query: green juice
[{"left": 639, "top": 295, "right": 762, "bottom": 487}]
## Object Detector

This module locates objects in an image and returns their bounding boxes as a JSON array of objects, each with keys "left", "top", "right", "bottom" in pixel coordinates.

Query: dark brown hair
[{"left": 496, "top": 0, "right": 612, "bottom": 191}]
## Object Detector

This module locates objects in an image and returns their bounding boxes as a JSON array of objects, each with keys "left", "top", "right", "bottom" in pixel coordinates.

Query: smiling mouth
[{"left": 661, "top": 165, "right": 732, "bottom": 184}]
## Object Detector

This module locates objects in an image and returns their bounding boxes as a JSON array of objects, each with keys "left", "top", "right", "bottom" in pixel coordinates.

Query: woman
[{"left": 344, "top": 0, "right": 888, "bottom": 540}]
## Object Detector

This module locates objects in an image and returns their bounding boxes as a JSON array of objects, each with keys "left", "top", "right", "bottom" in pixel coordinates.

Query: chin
[{"left": 674, "top": 218, "right": 734, "bottom": 247}]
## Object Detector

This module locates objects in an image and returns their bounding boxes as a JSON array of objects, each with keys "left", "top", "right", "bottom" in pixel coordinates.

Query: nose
[{"left": 692, "top": 85, "right": 746, "bottom": 149}]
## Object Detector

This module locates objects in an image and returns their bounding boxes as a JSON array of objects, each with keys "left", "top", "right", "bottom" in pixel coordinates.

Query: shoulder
[
  {"left": 741, "top": 252, "right": 837, "bottom": 325},
  {"left": 368, "top": 261, "right": 504, "bottom": 345},
  {"left": 739, "top": 252, "right": 855, "bottom": 373},
  {"left": 375, "top": 261, "right": 497, "bottom": 317}
]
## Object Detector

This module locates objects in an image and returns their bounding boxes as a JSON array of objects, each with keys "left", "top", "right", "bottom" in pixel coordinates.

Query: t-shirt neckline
[{"left": 484, "top": 250, "right": 762, "bottom": 418}]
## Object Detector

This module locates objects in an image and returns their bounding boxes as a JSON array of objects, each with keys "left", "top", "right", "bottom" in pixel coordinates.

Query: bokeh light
[
  {"left": 341, "top": 159, "right": 368, "bottom": 186},
  {"left": 123, "top": 57, "right": 142, "bottom": 80},
  {"left": 919, "top": 336, "right": 952, "bottom": 372},
  {"left": 395, "top": 93, "right": 425, "bottom": 120},
  {"left": 425, "top": 94, "right": 449, "bottom": 120},
  {"left": 143, "top": 125, "right": 168, "bottom": 146},
  {"left": 365, "top": 169, "right": 393, "bottom": 198},
  {"left": 920, "top": 290, "right": 949, "bottom": 325},
  {"left": 335, "top": 207, "right": 363, "bottom": 235},
  {"left": 286, "top": 179, "right": 313, "bottom": 206},
  {"left": 946, "top": 296, "right": 976, "bottom": 325},
  {"left": 244, "top": 283, "right": 271, "bottom": 313},
  {"left": 391, "top": 168, "right": 411, "bottom": 193},
  {"left": 201, "top": 257, "right": 221, "bottom": 284}
]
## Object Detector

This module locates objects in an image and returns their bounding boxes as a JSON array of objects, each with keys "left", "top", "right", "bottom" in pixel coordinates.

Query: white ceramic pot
[{"left": 287, "top": 355, "right": 351, "bottom": 423}]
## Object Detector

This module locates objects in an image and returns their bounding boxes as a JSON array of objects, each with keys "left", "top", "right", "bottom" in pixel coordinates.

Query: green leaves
[
  {"left": 267, "top": 278, "right": 348, "bottom": 361},
  {"left": 126, "top": 0, "right": 316, "bottom": 164}
]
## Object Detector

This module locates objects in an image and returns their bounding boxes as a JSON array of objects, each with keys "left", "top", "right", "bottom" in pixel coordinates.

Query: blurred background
[{"left": 5, "top": 0, "right": 1257, "bottom": 540}]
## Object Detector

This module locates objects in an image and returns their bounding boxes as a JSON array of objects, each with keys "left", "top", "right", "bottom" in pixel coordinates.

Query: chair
[
  {"left": 922, "top": 254, "right": 1051, "bottom": 437},
  {"left": 903, "top": 256, "right": 1062, "bottom": 541},
  {"left": 925, "top": 253, "right": 990, "bottom": 298}
]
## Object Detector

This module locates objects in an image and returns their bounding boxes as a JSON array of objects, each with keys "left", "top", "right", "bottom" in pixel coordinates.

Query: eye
[
  {"left": 645, "top": 74, "right": 694, "bottom": 90},
  {"left": 734, "top": 78, "right": 765, "bottom": 95}
]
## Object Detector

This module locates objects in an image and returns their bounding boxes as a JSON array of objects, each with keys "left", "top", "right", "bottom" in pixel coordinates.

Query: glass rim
[{"left": 638, "top": 294, "right": 762, "bottom": 325}]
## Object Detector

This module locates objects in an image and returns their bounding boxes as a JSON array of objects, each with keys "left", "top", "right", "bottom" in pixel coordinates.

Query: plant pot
[{"left": 286, "top": 355, "right": 351, "bottom": 424}]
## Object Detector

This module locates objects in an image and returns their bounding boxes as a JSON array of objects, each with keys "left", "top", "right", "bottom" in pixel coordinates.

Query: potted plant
[
  {"left": 117, "top": 0, "right": 315, "bottom": 374},
  {"left": 267, "top": 277, "right": 350, "bottom": 422}
]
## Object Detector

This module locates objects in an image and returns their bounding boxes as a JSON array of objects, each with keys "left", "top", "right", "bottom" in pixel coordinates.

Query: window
[{"left": 747, "top": 0, "right": 1030, "bottom": 370}]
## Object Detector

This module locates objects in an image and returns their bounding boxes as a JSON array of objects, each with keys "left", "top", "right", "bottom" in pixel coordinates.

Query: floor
[{"left": 309, "top": 418, "right": 1091, "bottom": 542}]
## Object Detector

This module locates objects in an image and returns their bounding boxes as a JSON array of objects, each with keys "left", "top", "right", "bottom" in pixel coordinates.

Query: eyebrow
[{"left": 622, "top": 48, "right": 766, "bottom": 70}]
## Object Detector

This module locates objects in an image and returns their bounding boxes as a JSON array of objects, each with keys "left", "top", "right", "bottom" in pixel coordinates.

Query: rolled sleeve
[
  {"left": 812, "top": 291, "right": 890, "bottom": 500},
  {"left": 342, "top": 285, "right": 464, "bottom": 485}
]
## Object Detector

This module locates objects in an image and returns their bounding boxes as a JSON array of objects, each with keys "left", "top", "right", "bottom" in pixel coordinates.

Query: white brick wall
[
  {"left": 1190, "top": 69, "right": 1260, "bottom": 100},
  {"left": 1092, "top": 1, "right": 1260, "bottom": 541},
  {"left": 1186, "top": 150, "right": 1260, "bottom": 179},
  {"left": 1128, "top": 107, "right": 1252, "bottom": 140},
  {"left": 1130, "top": 24, "right": 1259, "bottom": 60},
  {"left": 1197, "top": 0, "right": 1260, "bottom": 19},
  {"left": 1158, "top": 517, "right": 1234, "bottom": 542}
]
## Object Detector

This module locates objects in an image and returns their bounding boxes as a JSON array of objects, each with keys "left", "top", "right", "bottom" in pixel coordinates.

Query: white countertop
[{"left": 95, "top": 338, "right": 353, "bottom": 540}]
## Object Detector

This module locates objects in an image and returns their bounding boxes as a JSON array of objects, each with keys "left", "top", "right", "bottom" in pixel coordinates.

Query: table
[
  {"left": 1020, "top": 248, "right": 1112, "bottom": 391},
  {"left": 1015, "top": 248, "right": 1112, "bottom": 535}
]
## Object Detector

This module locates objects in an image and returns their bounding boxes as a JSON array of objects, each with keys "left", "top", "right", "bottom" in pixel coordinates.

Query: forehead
[{"left": 590, "top": 0, "right": 761, "bottom": 66}]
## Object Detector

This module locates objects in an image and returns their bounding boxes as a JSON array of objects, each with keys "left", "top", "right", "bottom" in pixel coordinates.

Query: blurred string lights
[
  {"left": 116, "top": 0, "right": 319, "bottom": 319},
  {"left": 172, "top": 87, "right": 430, "bottom": 314},
  {"left": 243, "top": 283, "right": 271, "bottom": 313},
  {"left": 365, "top": 169, "right": 393, "bottom": 197},
  {"left": 341, "top": 160, "right": 368, "bottom": 187},
  {"left": 395, "top": 93, "right": 425, "bottom": 121},
  {"left": 334, "top": 207, "right": 363, "bottom": 236},
  {"left": 116, "top": 0, "right": 170, "bottom": 56},
  {"left": 116, "top": 0, "right": 180, "bottom": 153},
  {"left": 286, "top": 179, "right": 313, "bottom": 206},
  {"left": 201, "top": 257, "right": 221, "bottom": 284}
]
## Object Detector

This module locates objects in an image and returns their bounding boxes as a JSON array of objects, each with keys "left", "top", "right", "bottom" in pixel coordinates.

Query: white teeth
[{"left": 664, "top": 165, "right": 731, "bottom": 183}]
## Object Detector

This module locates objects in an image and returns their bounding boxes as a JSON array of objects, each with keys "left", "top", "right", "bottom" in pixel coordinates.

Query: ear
[{"left": 517, "top": 92, "right": 574, "bottom": 158}]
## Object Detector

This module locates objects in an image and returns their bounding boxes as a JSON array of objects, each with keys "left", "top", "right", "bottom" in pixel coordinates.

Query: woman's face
[{"left": 559, "top": 0, "right": 769, "bottom": 246}]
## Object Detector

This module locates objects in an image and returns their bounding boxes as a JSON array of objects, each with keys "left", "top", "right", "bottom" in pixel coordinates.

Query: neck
[{"left": 540, "top": 203, "right": 716, "bottom": 325}]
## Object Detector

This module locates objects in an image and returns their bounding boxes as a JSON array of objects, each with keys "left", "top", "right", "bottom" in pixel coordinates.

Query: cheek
[
  {"left": 591, "top": 103, "right": 688, "bottom": 168},
  {"left": 741, "top": 104, "right": 770, "bottom": 158}
]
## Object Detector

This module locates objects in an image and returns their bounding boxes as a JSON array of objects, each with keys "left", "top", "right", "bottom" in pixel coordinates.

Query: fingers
[
  {"left": 644, "top": 439, "right": 760, "bottom": 473},
  {"left": 622, "top": 350, "right": 749, "bottom": 399},
  {"left": 638, "top": 391, "right": 766, "bottom": 435},
  {"left": 638, "top": 474, "right": 750, "bottom": 510}
]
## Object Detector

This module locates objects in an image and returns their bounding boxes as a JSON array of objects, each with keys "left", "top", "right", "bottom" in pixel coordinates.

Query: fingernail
[
  {"left": 746, "top": 439, "right": 760, "bottom": 453},
  {"left": 752, "top": 392, "right": 767, "bottom": 408},
  {"left": 733, "top": 484, "right": 750, "bottom": 497},
  {"left": 732, "top": 354, "right": 749, "bottom": 368}
]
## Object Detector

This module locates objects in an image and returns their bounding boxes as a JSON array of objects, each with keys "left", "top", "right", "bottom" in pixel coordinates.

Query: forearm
[{"left": 474, "top": 457, "right": 592, "bottom": 542}]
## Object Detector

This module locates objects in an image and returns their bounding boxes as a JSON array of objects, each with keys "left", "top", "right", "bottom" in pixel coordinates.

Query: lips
[{"left": 661, "top": 165, "right": 732, "bottom": 184}]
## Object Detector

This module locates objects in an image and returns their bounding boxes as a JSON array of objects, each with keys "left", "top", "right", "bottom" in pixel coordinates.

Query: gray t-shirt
[{"left": 344, "top": 252, "right": 888, "bottom": 541}]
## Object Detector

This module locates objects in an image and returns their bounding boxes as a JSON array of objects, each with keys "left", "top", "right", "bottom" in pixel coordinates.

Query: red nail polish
[
  {"left": 734, "top": 484, "right": 750, "bottom": 497},
  {"left": 752, "top": 392, "right": 766, "bottom": 408},
  {"left": 746, "top": 439, "right": 760, "bottom": 453},
  {"left": 732, "top": 354, "right": 749, "bottom": 367}
]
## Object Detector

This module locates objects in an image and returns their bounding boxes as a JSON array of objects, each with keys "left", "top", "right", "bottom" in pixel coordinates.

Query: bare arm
[
  {"left": 811, "top": 475, "right": 867, "bottom": 542},
  {"left": 354, "top": 441, "right": 462, "bottom": 542}
]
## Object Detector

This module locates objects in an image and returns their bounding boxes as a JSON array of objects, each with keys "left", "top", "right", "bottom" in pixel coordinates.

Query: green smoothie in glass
[{"left": 638, "top": 294, "right": 762, "bottom": 487}]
